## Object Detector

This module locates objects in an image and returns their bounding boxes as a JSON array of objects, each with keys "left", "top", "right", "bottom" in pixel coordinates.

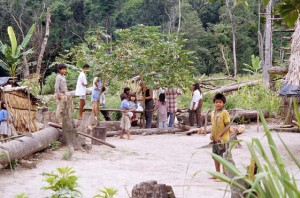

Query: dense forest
[{"left": 0, "top": 0, "right": 290, "bottom": 79}]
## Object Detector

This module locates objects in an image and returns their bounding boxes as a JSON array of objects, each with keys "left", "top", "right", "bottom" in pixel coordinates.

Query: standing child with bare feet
[
  {"left": 120, "top": 93, "right": 136, "bottom": 140},
  {"left": 154, "top": 93, "right": 168, "bottom": 128},
  {"left": 0, "top": 101, "right": 13, "bottom": 143},
  {"left": 55, "top": 63, "right": 68, "bottom": 124},
  {"left": 209, "top": 93, "right": 230, "bottom": 181},
  {"left": 75, "top": 64, "right": 89, "bottom": 120}
]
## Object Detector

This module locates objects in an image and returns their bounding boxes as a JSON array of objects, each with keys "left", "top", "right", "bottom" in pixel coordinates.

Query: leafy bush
[
  {"left": 41, "top": 166, "right": 82, "bottom": 198},
  {"left": 62, "top": 149, "right": 70, "bottom": 160},
  {"left": 43, "top": 72, "right": 57, "bottom": 95},
  {"left": 207, "top": 109, "right": 300, "bottom": 197},
  {"left": 94, "top": 187, "right": 118, "bottom": 198},
  {"left": 14, "top": 193, "right": 28, "bottom": 198},
  {"left": 48, "top": 141, "right": 61, "bottom": 151}
]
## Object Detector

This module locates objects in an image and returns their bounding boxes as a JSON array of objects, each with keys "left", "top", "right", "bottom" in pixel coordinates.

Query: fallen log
[
  {"left": 132, "top": 180, "right": 176, "bottom": 198},
  {"left": 177, "top": 109, "right": 270, "bottom": 125},
  {"left": 200, "top": 76, "right": 237, "bottom": 82},
  {"left": 268, "top": 66, "right": 288, "bottom": 75},
  {"left": 66, "top": 87, "right": 94, "bottom": 97},
  {"left": 0, "top": 127, "right": 60, "bottom": 165},
  {"left": 270, "top": 127, "right": 300, "bottom": 132},
  {"left": 205, "top": 80, "right": 262, "bottom": 95},
  {"left": 107, "top": 128, "right": 185, "bottom": 137}
]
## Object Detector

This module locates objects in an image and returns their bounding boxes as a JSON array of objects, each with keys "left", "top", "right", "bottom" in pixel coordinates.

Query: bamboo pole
[{"left": 27, "top": 87, "right": 31, "bottom": 136}]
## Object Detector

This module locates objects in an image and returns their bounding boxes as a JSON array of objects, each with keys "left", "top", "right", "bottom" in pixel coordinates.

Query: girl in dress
[
  {"left": 154, "top": 93, "right": 168, "bottom": 128},
  {"left": 0, "top": 100, "right": 13, "bottom": 143}
]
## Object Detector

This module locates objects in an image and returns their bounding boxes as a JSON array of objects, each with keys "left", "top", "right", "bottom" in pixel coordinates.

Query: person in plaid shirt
[{"left": 165, "top": 87, "right": 182, "bottom": 127}]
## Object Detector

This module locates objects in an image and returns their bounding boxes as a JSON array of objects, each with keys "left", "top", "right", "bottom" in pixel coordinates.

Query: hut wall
[
  {"left": 0, "top": 90, "right": 39, "bottom": 132},
  {"left": 281, "top": 96, "right": 300, "bottom": 124}
]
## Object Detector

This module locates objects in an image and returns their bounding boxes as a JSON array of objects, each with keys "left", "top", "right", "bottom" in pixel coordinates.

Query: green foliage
[
  {"left": 43, "top": 73, "right": 58, "bottom": 95},
  {"left": 243, "top": 55, "right": 262, "bottom": 74},
  {"left": 0, "top": 153, "right": 6, "bottom": 158},
  {"left": 6, "top": 158, "right": 18, "bottom": 170},
  {"left": 62, "top": 149, "right": 70, "bottom": 160},
  {"left": 41, "top": 166, "right": 82, "bottom": 198},
  {"left": 0, "top": 25, "right": 36, "bottom": 77},
  {"left": 14, "top": 193, "right": 28, "bottom": 198},
  {"left": 207, "top": 108, "right": 300, "bottom": 197},
  {"left": 93, "top": 186, "right": 118, "bottom": 198},
  {"left": 48, "top": 141, "right": 61, "bottom": 151}
]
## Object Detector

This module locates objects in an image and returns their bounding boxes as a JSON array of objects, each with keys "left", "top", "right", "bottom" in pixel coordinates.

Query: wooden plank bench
[{"left": 75, "top": 107, "right": 143, "bottom": 113}]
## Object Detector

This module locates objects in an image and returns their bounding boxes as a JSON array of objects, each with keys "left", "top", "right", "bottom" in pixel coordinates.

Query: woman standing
[
  {"left": 189, "top": 83, "right": 203, "bottom": 127},
  {"left": 137, "top": 82, "right": 153, "bottom": 128}
]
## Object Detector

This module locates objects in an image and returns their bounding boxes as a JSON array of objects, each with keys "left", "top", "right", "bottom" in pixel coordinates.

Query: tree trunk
[
  {"left": 0, "top": 127, "right": 60, "bottom": 165},
  {"left": 226, "top": 0, "right": 237, "bottom": 77},
  {"left": 205, "top": 80, "right": 261, "bottom": 95},
  {"left": 264, "top": 0, "right": 272, "bottom": 87},
  {"left": 284, "top": 16, "right": 300, "bottom": 85},
  {"left": 61, "top": 96, "right": 83, "bottom": 150},
  {"left": 132, "top": 180, "right": 176, "bottom": 198},
  {"left": 220, "top": 44, "right": 230, "bottom": 75},
  {"left": 36, "top": 8, "right": 50, "bottom": 76}
]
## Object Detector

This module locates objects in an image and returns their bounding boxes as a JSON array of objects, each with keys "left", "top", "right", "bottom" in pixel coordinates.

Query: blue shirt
[
  {"left": 0, "top": 109, "right": 12, "bottom": 121},
  {"left": 128, "top": 101, "right": 138, "bottom": 109},
  {"left": 120, "top": 99, "right": 130, "bottom": 110}
]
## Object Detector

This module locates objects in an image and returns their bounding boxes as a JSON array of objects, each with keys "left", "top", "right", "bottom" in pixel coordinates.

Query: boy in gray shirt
[{"left": 55, "top": 63, "right": 68, "bottom": 123}]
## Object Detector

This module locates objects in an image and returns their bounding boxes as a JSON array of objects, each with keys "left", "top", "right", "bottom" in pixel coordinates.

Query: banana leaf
[{"left": 7, "top": 26, "right": 17, "bottom": 57}]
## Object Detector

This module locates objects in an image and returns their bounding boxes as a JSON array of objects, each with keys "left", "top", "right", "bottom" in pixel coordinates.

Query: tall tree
[
  {"left": 263, "top": 0, "right": 272, "bottom": 87},
  {"left": 225, "top": 0, "right": 237, "bottom": 77}
]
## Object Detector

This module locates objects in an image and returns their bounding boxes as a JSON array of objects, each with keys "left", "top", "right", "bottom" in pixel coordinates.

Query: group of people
[{"left": 54, "top": 63, "right": 231, "bottom": 178}]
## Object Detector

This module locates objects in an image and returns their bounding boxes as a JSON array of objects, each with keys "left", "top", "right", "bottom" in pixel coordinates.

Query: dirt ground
[{"left": 1, "top": 123, "right": 300, "bottom": 198}]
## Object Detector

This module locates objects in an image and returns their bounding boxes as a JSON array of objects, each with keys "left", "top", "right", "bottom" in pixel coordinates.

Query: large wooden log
[
  {"left": 0, "top": 127, "right": 60, "bottom": 165},
  {"left": 205, "top": 80, "right": 261, "bottom": 95},
  {"left": 268, "top": 66, "right": 288, "bottom": 75},
  {"left": 107, "top": 128, "right": 185, "bottom": 137},
  {"left": 177, "top": 109, "right": 270, "bottom": 125}
]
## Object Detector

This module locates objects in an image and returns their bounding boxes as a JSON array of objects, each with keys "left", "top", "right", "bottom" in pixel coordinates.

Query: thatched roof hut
[{"left": 0, "top": 77, "right": 39, "bottom": 132}]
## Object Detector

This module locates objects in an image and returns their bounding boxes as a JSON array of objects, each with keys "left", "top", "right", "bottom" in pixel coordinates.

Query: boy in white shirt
[
  {"left": 153, "top": 84, "right": 165, "bottom": 105},
  {"left": 75, "top": 64, "right": 89, "bottom": 120}
]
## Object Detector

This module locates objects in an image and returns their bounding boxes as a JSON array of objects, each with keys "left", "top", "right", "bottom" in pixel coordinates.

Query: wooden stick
[
  {"left": 257, "top": 111, "right": 259, "bottom": 132},
  {"left": 27, "top": 87, "right": 31, "bottom": 136},
  {"left": 204, "top": 109, "right": 212, "bottom": 136},
  {"left": 48, "top": 122, "right": 116, "bottom": 148},
  {"left": 2, "top": 89, "right": 10, "bottom": 142},
  {"left": 77, "top": 132, "right": 116, "bottom": 148},
  {"left": 273, "top": 29, "right": 295, "bottom": 32},
  {"left": 200, "top": 76, "right": 237, "bottom": 82},
  {"left": 0, "top": 134, "right": 25, "bottom": 142}
]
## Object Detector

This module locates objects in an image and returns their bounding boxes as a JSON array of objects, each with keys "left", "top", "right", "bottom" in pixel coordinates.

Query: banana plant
[
  {"left": 243, "top": 54, "right": 262, "bottom": 74},
  {"left": 0, "top": 24, "right": 36, "bottom": 77}
]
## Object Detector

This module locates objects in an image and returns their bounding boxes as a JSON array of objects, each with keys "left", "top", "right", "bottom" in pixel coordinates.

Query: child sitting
[
  {"left": 209, "top": 93, "right": 230, "bottom": 181},
  {"left": 0, "top": 100, "right": 13, "bottom": 143},
  {"left": 128, "top": 93, "right": 139, "bottom": 125},
  {"left": 120, "top": 93, "right": 136, "bottom": 140},
  {"left": 154, "top": 93, "right": 168, "bottom": 128}
]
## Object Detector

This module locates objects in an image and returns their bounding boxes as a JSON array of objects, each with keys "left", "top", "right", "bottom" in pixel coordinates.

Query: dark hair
[
  {"left": 193, "top": 83, "right": 202, "bottom": 94},
  {"left": 124, "top": 87, "right": 130, "bottom": 94},
  {"left": 83, "top": 64, "right": 90, "bottom": 69},
  {"left": 1, "top": 100, "right": 7, "bottom": 110},
  {"left": 102, "top": 87, "right": 106, "bottom": 92},
  {"left": 129, "top": 93, "right": 137, "bottom": 103},
  {"left": 159, "top": 93, "right": 166, "bottom": 105},
  {"left": 120, "top": 93, "right": 128, "bottom": 101},
  {"left": 213, "top": 93, "right": 226, "bottom": 103},
  {"left": 57, "top": 63, "right": 67, "bottom": 72}
]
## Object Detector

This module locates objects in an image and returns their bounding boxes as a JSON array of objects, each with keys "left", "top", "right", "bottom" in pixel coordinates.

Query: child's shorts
[
  {"left": 212, "top": 141, "right": 229, "bottom": 158},
  {"left": 79, "top": 95, "right": 86, "bottom": 100},
  {"left": 120, "top": 114, "right": 131, "bottom": 130}
]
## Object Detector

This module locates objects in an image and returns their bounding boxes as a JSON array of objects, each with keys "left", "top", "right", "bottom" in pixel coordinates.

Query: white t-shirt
[
  {"left": 153, "top": 88, "right": 165, "bottom": 100},
  {"left": 190, "top": 90, "right": 202, "bottom": 110},
  {"left": 75, "top": 72, "right": 87, "bottom": 96}
]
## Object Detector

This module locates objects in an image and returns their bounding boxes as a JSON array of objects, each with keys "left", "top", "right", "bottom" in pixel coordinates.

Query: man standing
[
  {"left": 165, "top": 87, "right": 182, "bottom": 127},
  {"left": 75, "top": 64, "right": 89, "bottom": 120}
]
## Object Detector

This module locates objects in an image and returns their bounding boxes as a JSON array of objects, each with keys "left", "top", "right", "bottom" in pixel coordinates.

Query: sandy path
[{"left": 1, "top": 124, "right": 300, "bottom": 198}]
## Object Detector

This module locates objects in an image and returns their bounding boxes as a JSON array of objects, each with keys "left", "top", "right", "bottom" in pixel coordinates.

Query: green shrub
[
  {"left": 62, "top": 149, "right": 70, "bottom": 160},
  {"left": 14, "top": 193, "right": 28, "bottom": 198},
  {"left": 48, "top": 141, "right": 61, "bottom": 151},
  {"left": 41, "top": 166, "right": 82, "bottom": 198},
  {"left": 94, "top": 186, "right": 118, "bottom": 198},
  {"left": 43, "top": 72, "right": 57, "bottom": 95}
]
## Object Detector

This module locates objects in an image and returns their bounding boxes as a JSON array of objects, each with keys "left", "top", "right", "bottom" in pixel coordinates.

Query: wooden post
[
  {"left": 2, "top": 89, "right": 10, "bottom": 142},
  {"left": 44, "top": 111, "right": 50, "bottom": 128},
  {"left": 92, "top": 126, "right": 107, "bottom": 145},
  {"left": 27, "top": 87, "right": 31, "bottom": 136}
]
